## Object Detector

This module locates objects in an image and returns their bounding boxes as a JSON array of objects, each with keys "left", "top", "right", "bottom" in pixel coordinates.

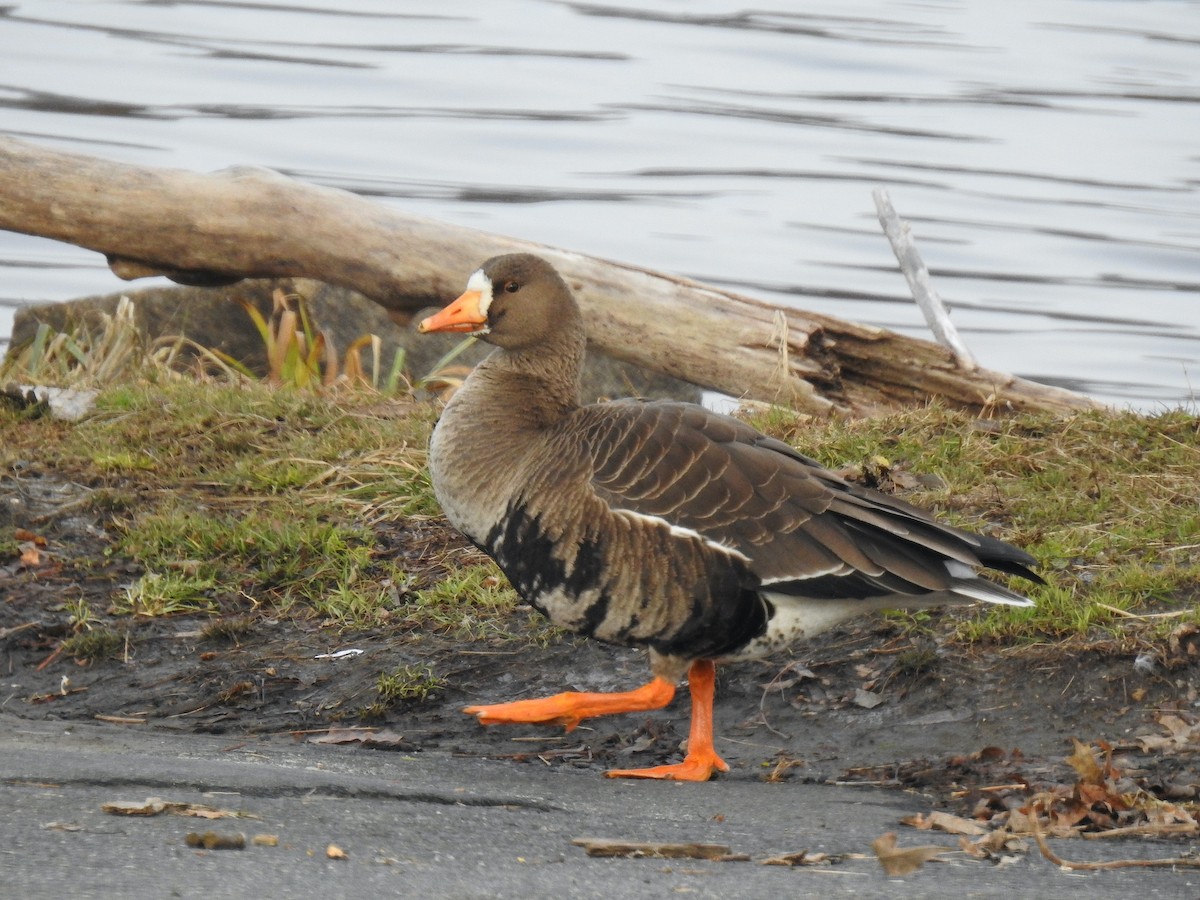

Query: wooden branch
[
  {"left": 0, "top": 136, "right": 1098, "bottom": 416},
  {"left": 873, "top": 188, "right": 977, "bottom": 371}
]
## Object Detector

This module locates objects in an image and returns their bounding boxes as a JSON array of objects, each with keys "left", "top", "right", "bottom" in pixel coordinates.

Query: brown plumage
[{"left": 419, "top": 253, "right": 1041, "bottom": 781}]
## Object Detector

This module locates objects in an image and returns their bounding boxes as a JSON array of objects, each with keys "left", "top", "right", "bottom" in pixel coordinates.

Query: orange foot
[
  {"left": 604, "top": 748, "right": 729, "bottom": 782},
  {"left": 463, "top": 676, "right": 676, "bottom": 732},
  {"left": 604, "top": 659, "right": 727, "bottom": 782}
]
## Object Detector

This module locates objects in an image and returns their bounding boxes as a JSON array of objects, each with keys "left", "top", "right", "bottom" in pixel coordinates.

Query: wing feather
[{"left": 571, "top": 399, "right": 1038, "bottom": 599}]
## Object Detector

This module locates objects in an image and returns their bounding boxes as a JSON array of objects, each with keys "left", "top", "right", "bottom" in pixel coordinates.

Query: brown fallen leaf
[
  {"left": 1136, "top": 714, "right": 1200, "bottom": 754},
  {"left": 182, "top": 806, "right": 246, "bottom": 820},
  {"left": 958, "top": 830, "right": 1028, "bottom": 859},
  {"left": 102, "top": 797, "right": 254, "bottom": 820},
  {"left": 13, "top": 529, "right": 45, "bottom": 545},
  {"left": 1065, "top": 738, "right": 1106, "bottom": 785},
  {"left": 326, "top": 844, "right": 348, "bottom": 860},
  {"left": 185, "top": 831, "right": 246, "bottom": 851},
  {"left": 102, "top": 798, "right": 167, "bottom": 817},
  {"left": 308, "top": 727, "right": 409, "bottom": 747},
  {"left": 871, "top": 831, "right": 948, "bottom": 875},
  {"left": 760, "top": 850, "right": 833, "bottom": 867},
  {"left": 901, "top": 811, "right": 987, "bottom": 836},
  {"left": 252, "top": 834, "right": 280, "bottom": 847},
  {"left": 41, "top": 822, "right": 83, "bottom": 832},
  {"left": 572, "top": 838, "right": 744, "bottom": 861},
  {"left": 1008, "top": 806, "right": 1077, "bottom": 839},
  {"left": 1168, "top": 623, "right": 1199, "bottom": 659}
]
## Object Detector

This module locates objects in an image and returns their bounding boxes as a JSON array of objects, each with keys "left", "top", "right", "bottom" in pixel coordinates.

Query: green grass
[
  {"left": 60, "top": 628, "right": 125, "bottom": 661},
  {"left": 375, "top": 663, "right": 445, "bottom": 704},
  {"left": 114, "top": 570, "right": 219, "bottom": 617},
  {"left": 399, "top": 564, "right": 532, "bottom": 640},
  {"left": 2, "top": 357, "right": 1198, "bottom": 652},
  {"left": 116, "top": 499, "right": 392, "bottom": 621},
  {"left": 358, "top": 662, "right": 447, "bottom": 719},
  {"left": 1, "top": 378, "right": 442, "bottom": 630}
]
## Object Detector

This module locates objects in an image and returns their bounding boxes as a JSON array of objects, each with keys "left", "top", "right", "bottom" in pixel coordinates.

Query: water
[{"left": 2, "top": 0, "right": 1198, "bottom": 409}]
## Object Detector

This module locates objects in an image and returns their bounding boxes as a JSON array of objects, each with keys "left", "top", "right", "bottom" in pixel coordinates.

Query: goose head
[{"left": 419, "top": 253, "right": 582, "bottom": 352}]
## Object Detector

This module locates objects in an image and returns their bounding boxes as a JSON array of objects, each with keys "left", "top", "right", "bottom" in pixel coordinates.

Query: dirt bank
[{"left": 3, "top": 479, "right": 1196, "bottom": 812}]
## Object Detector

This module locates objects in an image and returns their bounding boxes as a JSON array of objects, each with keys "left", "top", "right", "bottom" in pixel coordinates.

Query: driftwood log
[{"left": 0, "top": 136, "right": 1097, "bottom": 416}]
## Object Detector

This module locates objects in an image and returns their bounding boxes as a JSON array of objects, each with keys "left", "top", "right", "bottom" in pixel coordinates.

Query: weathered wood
[
  {"left": 873, "top": 188, "right": 977, "bottom": 371},
  {"left": 0, "top": 136, "right": 1099, "bottom": 416}
]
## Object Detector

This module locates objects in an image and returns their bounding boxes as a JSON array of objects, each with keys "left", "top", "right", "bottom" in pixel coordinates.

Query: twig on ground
[{"left": 1029, "top": 796, "right": 1200, "bottom": 870}]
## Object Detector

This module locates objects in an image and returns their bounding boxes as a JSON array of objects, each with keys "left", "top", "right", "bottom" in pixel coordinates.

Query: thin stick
[
  {"left": 1030, "top": 797, "right": 1200, "bottom": 870},
  {"left": 1093, "top": 602, "right": 1191, "bottom": 620},
  {"left": 1082, "top": 823, "right": 1199, "bottom": 841},
  {"left": 873, "top": 188, "right": 978, "bottom": 371}
]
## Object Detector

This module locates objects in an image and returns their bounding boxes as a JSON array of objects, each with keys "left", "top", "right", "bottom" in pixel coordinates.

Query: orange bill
[{"left": 418, "top": 290, "right": 488, "bottom": 334}]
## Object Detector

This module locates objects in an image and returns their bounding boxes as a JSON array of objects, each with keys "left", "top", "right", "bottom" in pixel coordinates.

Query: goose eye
[{"left": 503, "top": 280, "right": 520, "bottom": 294}]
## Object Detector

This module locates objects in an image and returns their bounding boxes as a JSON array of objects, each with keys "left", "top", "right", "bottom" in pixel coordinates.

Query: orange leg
[
  {"left": 463, "top": 675, "right": 676, "bottom": 732},
  {"left": 604, "top": 659, "right": 729, "bottom": 782}
]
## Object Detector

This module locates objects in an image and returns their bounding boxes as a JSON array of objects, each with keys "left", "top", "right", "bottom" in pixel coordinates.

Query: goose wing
[{"left": 573, "top": 399, "right": 1040, "bottom": 601}]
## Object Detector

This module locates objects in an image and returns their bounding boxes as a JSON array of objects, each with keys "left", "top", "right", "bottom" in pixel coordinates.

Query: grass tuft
[{"left": 60, "top": 628, "right": 125, "bottom": 661}]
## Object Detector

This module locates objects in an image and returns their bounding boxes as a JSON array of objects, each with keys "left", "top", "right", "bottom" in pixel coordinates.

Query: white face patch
[{"left": 468, "top": 269, "right": 495, "bottom": 326}]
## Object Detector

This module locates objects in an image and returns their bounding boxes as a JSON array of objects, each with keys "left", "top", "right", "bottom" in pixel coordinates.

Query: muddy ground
[{"left": 2, "top": 475, "right": 1197, "bottom": 816}]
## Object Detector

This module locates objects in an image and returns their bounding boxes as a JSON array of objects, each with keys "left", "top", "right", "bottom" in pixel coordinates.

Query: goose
[{"left": 419, "top": 253, "right": 1040, "bottom": 781}]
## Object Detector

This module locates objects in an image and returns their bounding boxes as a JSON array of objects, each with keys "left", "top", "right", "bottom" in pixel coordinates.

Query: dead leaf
[
  {"left": 572, "top": 838, "right": 741, "bottom": 860},
  {"left": 901, "top": 811, "right": 987, "bottom": 836},
  {"left": 853, "top": 688, "right": 885, "bottom": 709},
  {"left": 958, "top": 830, "right": 1027, "bottom": 859},
  {"left": 973, "top": 746, "right": 1008, "bottom": 763},
  {"left": 1143, "top": 802, "right": 1199, "bottom": 829},
  {"left": 13, "top": 529, "right": 46, "bottom": 546},
  {"left": 620, "top": 734, "right": 656, "bottom": 754},
  {"left": 252, "top": 834, "right": 279, "bottom": 847},
  {"left": 326, "top": 844, "right": 348, "bottom": 860},
  {"left": 184, "top": 807, "right": 241, "bottom": 820},
  {"left": 758, "top": 664, "right": 816, "bottom": 691},
  {"left": 1005, "top": 808, "right": 1037, "bottom": 835},
  {"left": 760, "top": 850, "right": 832, "bottom": 867},
  {"left": 1065, "top": 738, "right": 1105, "bottom": 785},
  {"left": 308, "top": 727, "right": 409, "bottom": 747},
  {"left": 1168, "top": 623, "right": 1200, "bottom": 659},
  {"left": 103, "top": 798, "right": 167, "bottom": 816},
  {"left": 41, "top": 821, "right": 83, "bottom": 832},
  {"left": 1137, "top": 714, "right": 1200, "bottom": 754},
  {"left": 19, "top": 545, "right": 40, "bottom": 567},
  {"left": 871, "top": 831, "right": 947, "bottom": 875},
  {"left": 1053, "top": 797, "right": 1093, "bottom": 829},
  {"left": 185, "top": 831, "right": 246, "bottom": 850},
  {"left": 102, "top": 796, "right": 253, "bottom": 820}
]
